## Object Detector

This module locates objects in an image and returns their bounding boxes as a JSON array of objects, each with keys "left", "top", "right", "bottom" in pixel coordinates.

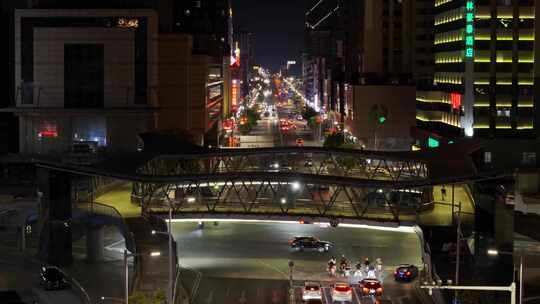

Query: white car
[
  {"left": 332, "top": 282, "right": 352, "bottom": 303},
  {"left": 302, "top": 281, "right": 322, "bottom": 301}
]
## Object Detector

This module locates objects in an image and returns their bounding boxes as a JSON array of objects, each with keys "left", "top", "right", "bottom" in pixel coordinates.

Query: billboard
[{"left": 232, "top": 79, "right": 240, "bottom": 112}]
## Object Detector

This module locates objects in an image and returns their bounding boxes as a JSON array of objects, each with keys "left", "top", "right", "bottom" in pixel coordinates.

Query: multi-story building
[
  {"left": 0, "top": 0, "right": 234, "bottom": 155},
  {"left": 4, "top": 9, "right": 159, "bottom": 155},
  {"left": 235, "top": 30, "right": 253, "bottom": 98},
  {"left": 429, "top": 0, "right": 539, "bottom": 139}
]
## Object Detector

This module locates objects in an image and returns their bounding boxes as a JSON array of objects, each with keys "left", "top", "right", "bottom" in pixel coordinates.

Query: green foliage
[
  {"left": 302, "top": 106, "right": 318, "bottom": 122},
  {"left": 238, "top": 123, "right": 252, "bottom": 135},
  {"left": 323, "top": 132, "right": 345, "bottom": 148},
  {"left": 244, "top": 108, "right": 260, "bottom": 127},
  {"left": 129, "top": 290, "right": 167, "bottom": 304}
]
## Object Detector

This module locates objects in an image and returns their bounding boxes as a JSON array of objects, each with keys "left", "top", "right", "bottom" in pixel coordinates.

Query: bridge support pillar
[
  {"left": 36, "top": 167, "right": 73, "bottom": 266},
  {"left": 86, "top": 224, "right": 104, "bottom": 263}
]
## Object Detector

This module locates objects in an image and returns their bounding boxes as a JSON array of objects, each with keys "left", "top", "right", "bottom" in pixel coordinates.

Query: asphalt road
[{"left": 170, "top": 221, "right": 423, "bottom": 304}]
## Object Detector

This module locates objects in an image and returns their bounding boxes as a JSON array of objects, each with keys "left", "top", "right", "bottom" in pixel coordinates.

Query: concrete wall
[
  {"left": 351, "top": 85, "right": 416, "bottom": 151},
  {"left": 157, "top": 34, "right": 192, "bottom": 131},
  {"left": 157, "top": 34, "right": 213, "bottom": 146},
  {"left": 32, "top": 27, "right": 135, "bottom": 107}
]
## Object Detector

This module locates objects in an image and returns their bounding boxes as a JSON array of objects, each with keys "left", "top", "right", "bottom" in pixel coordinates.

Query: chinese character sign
[{"left": 465, "top": 1, "right": 474, "bottom": 58}]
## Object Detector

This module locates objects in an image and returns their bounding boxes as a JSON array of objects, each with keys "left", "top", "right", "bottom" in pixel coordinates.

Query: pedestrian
[{"left": 441, "top": 186, "right": 447, "bottom": 201}]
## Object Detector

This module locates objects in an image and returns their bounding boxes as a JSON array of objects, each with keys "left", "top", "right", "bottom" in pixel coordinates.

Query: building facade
[
  {"left": 431, "top": 0, "right": 539, "bottom": 139},
  {"left": 8, "top": 9, "right": 159, "bottom": 155}
]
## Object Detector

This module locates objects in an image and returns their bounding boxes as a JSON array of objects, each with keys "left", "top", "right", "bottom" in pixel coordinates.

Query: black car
[
  {"left": 40, "top": 266, "right": 70, "bottom": 290},
  {"left": 393, "top": 264, "right": 419, "bottom": 281},
  {"left": 290, "top": 236, "right": 333, "bottom": 252}
]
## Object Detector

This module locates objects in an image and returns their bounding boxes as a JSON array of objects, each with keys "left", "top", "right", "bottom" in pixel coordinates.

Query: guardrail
[
  {"left": 51, "top": 265, "right": 92, "bottom": 304},
  {"left": 74, "top": 202, "right": 135, "bottom": 253},
  {"left": 173, "top": 266, "right": 202, "bottom": 304}
]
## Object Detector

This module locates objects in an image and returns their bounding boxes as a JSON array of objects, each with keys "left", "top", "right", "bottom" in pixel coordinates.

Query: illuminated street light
[
  {"left": 281, "top": 198, "right": 287, "bottom": 204},
  {"left": 487, "top": 249, "right": 499, "bottom": 256},
  {"left": 291, "top": 181, "right": 301, "bottom": 191}
]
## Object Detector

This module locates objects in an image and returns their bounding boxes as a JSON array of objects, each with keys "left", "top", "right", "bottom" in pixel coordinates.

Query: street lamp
[
  {"left": 124, "top": 250, "right": 161, "bottom": 304},
  {"left": 487, "top": 248, "right": 523, "bottom": 304}
]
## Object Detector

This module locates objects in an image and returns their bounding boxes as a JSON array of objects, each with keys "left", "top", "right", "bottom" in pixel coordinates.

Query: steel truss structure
[
  {"left": 137, "top": 148, "right": 429, "bottom": 182},
  {"left": 133, "top": 173, "right": 431, "bottom": 222}
]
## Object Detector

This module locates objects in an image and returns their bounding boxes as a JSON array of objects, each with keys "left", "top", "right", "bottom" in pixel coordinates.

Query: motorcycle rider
[
  {"left": 328, "top": 256, "right": 337, "bottom": 267},
  {"left": 339, "top": 255, "right": 348, "bottom": 270},
  {"left": 375, "top": 258, "right": 383, "bottom": 272},
  {"left": 363, "top": 257, "right": 370, "bottom": 267},
  {"left": 355, "top": 259, "right": 363, "bottom": 270},
  {"left": 327, "top": 257, "right": 337, "bottom": 275}
]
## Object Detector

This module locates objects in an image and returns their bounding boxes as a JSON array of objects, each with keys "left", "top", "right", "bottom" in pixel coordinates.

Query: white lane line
[
  {"left": 205, "top": 290, "right": 214, "bottom": 304},
  {"left": 254, "top": 259, "right": 289, "bottom": 279},
  {"left": 323, "top": 287, "right": 331, "bottom": 304},
  {"left": 104, "top": 239, "right": 125, "bottom": 251},
  {"left": 352, "top": 286, "right": 361, "bottom": 304}
]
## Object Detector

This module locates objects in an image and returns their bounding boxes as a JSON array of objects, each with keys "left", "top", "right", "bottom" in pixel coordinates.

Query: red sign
[
  {"left": 223, "top": 119, "right": 235, "bottom": 130},
  {"left": 38, "top": 121, "right": 58, "bottom": 138},
  {"left": 450, "top": 92, "right": 461, "bottom": 110},
  {"left": 232, "top": 79, "right": 239, "bottom": 112}
]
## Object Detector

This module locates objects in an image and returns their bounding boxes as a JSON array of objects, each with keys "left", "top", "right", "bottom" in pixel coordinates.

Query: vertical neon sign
[{"left": 465, "top": 0, "right": 474, "bottom": 58}]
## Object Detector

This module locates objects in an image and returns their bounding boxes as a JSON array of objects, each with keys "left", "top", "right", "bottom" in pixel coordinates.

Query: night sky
[{"left": 231, "top": 0, "right": 306, "bottom": 74}]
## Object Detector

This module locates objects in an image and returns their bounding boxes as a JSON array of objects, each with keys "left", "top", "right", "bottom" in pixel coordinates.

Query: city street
[{"left": 168, "top": 221, "right": 423, "bottom": 304}]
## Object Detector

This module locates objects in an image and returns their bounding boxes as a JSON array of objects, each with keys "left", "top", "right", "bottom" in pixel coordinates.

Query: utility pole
[
  {"left": 454, "top": 200, "right": 462, "bottom": 303},
  {"left": 289, "top": 261, "right": 295, "bottom": 304}
]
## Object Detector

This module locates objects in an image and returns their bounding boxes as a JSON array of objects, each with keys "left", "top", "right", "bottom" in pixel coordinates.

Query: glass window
[{"left": 484, "top": 151, "right": 492, "bottom": 163}]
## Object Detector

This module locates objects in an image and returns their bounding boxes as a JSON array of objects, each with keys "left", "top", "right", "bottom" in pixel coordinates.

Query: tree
[
  {"left": 129, "top": 289, "right": 166, "bottom": 304},
  {"left": 323, "top": 132, "right": 345, "bottom": 148},
  {"left": 244, "top": 108, "right": 260, "bottom": 127},
  {"left": 302, "top": 106, "right": 320, "bottom": 128},
  {"left": 238, "top": 122, "right": 252, "bottom": 135}
]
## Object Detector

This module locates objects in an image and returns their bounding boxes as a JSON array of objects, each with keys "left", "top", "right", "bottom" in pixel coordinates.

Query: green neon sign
[
  {"left": 465, "top": 1, "right": 475, "bottom": 58},
  {"left": 428, "top": 137, "right": 440, "bottom": 148}
]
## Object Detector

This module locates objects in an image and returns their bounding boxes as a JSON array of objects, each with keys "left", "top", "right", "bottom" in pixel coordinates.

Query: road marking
[
  {"left": 205, "top": 290, "right": 214, "bottom": 304},
  {"left": 352, "top": 286, "right": 361, "bottom": 303},
  {"left": 255, "top": 259, "right": 289, "bottom": 279},
  {"left": 238, "top": 290, "right": 247, "bottom": 304},
  {"left": 323, "top": 287, "right": 331, "bottom": 304}
]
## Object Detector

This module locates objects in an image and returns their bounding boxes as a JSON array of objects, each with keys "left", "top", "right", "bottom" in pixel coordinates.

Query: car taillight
[
  {"left": 363, "top": 288, "right": 369, "bottom": 293},
  {"left": 377, "top": 288, "right": 383, "bottom": 293},
  {"left": 346, "top": 289, "right": 352, "bottom": 294},
  {"left": 394, "top": 271, "right": 397, "bottom": 275},
  {"left": 406, "top": 271, "right": 411, "bottom": 276}
]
